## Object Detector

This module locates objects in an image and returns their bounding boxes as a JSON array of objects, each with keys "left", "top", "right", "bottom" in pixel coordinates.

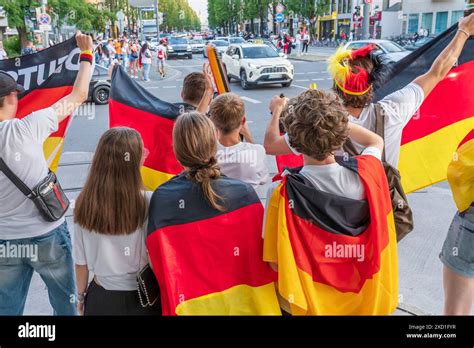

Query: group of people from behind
[{"left": 0, "top": 14, "right": 473, "bottom": 316}]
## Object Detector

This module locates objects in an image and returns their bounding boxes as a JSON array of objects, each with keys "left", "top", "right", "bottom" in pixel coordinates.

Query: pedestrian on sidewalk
[
  {"left": 140, "top": 42, "right": 152, "bottom": 82},
  {"left": 74, "top": 128, "right": 161, "bottom": 316},
  {"left": 128, "top": 40, "right": 139, "bottom": 79},
  {"left": 0, "top": 32, "right": 94, "bottom": 316},
  {"left": 302, "top": 31, "right": 310, "bottom": 55}
]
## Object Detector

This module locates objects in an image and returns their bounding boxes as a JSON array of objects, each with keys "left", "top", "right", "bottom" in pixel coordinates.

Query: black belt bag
[{"left": 0, "top": 158, "right": 69, "bottom": 222}]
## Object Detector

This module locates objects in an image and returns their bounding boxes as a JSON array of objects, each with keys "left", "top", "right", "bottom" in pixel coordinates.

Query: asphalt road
[{"left": 23, "top": 54, "right": 470, "bottom": 315}]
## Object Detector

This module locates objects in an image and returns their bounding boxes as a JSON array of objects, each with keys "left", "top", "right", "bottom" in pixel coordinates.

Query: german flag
[
  {"left": 147, "top": 174, "right": 281, "bottom": 315},
  {"left": 207, "top": 45, "right": 230, "bottom": 95},
  {"left": 447, "top": 130, "right": 474, "bottom": 213},
  {"left": 264, "top": 155, "right": 398, "bottom": 315},
  {"left": 0, "top": 38, "right": 79, "bottom": 171},
  {"left": 276, "top": 24, "right": 474, "bottom": 193},
  {"left": 109, "top": 66, "right": 184, "bottom": 190},
  {"left": 374, "top": 24, "right": 474, "bottom": 193}
]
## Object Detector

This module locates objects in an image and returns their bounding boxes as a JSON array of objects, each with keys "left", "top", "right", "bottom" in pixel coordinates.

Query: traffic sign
[
  {"left": 276, "top": 3, "right": 285, "bottom": 13},
  {"left": 38, "top": 13, "right": 51, "bottom": 25},
  {"left": 275, "top": 13, "right": 284, "bottom": 23},
  {"left": 39, "top": 24, "right": 52, "bottom": 31}
]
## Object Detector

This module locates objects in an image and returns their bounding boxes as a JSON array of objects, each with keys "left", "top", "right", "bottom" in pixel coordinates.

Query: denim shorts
[{"left": 439, "top": 206, "right": 474, "bottom": 278}]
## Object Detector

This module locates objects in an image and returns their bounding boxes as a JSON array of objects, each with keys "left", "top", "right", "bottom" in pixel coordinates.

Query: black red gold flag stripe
[{"left": 147, "top": 174, "right": 281, "bottom": 315}]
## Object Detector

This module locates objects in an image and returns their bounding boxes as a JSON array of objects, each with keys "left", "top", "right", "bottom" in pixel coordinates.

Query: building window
[
  {"left": 338, "top": 0, "right": 343, "bottom": 14},
  {"left": 407, "top": 14, "right": 419, "bottom": 34},
  {"left": 421, "top": 13, "right": 433, "bottom": 35},
  {"left": 451, "top": 10, "right": 464, "bottom": 25},
  {"left": 435, "top": 12, "right": 448, "bottom": 34}
]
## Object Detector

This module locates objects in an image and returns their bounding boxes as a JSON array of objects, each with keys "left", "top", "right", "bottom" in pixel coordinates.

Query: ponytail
[
  {"left": 188, "top": 157, "right": 225, "bottom": 212},
  {"left": 173, "top": 112, "right": 227, "bottom": 212}
]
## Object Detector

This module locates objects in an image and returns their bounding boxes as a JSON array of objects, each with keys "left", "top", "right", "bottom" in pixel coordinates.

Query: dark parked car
[
  {"left": 88, "top": 65, "right": 111, "bottom": 105},
  {"left": 167, "top": 37, "right": 193, "bottom": 59}
]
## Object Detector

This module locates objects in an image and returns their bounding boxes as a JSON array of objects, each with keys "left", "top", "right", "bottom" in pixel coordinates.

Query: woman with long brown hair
[{"left": 73, "top": 127, "right": 159, "bottom": 315}]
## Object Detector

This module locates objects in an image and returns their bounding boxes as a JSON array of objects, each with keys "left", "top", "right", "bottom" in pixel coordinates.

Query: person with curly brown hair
[{"left": 262, "top": 90, "right": 399, "bottom": 315}]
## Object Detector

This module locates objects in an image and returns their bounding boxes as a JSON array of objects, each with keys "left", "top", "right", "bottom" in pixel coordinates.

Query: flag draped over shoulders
[
  {"left": 264, "top": 156, "right": 398, "bottom": 315},
  {"left": 109, "top": 66, "right": 184, "bottom": 190},
  {"left": 147, "top": 174, "right": 281, "bottom": 316},
  {"left": 0, "top": 38, "right": 79, "bottom": 171}
]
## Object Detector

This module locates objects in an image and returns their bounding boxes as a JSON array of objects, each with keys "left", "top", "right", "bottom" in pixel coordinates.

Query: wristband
[
  {"left": 458, "top": 29, "right": 470, "bottom": 38},
  {"left": 80, "top": 50, "right": 93, "bottom": 56},
  {"left": 80, "top": 52, "right": 93, "bottom": 64}
]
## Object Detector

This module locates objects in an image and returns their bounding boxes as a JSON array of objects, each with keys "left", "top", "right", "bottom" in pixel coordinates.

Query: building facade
[{"left": 401, "top": 0, "right": 466, "bottom": 36}]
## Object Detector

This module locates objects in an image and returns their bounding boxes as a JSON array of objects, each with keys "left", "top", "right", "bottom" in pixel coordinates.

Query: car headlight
[
  {"left": 187, "top": 45, "right": 192, "bottom": 51},
  {"left": 248, "top": 63, "right": 261, "bottom": 69}
]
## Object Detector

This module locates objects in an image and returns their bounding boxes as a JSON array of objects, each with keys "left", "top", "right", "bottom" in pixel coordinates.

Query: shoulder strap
[
  {"left": 0, "top": 158, "right": 34, "bottom": 197},
  {"left": 374, "top": 103, "right": 387, "bottom": 162}
]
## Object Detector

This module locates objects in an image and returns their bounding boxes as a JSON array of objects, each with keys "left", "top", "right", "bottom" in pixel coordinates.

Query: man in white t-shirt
[
  {"left": 264, "top": 14, "right": 474, "bottom": 170},
  {"left": 0, "top": 32, "right": 94, "bottom": 315},
  {"left": 210, "top": 93, "right": 269, "bottom": 189}
]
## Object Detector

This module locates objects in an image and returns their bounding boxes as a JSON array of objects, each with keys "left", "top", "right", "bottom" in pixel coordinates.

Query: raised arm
[
  {"left": 413, "top": 14, "right": 474, "bottom": 99},
  {"left": 263, "top": 96, "right": 293, "bottom": 155},
  {"left": 348, "top": 122, "right": 384, "bottom": 154},
  {"left": 51, "top": 32, "right": 94, "bottom": 123}
]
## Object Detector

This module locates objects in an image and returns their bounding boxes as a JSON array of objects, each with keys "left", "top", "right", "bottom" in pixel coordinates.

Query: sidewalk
[{"left": 288, "top": 46, "right": 336, "bottom": 62}]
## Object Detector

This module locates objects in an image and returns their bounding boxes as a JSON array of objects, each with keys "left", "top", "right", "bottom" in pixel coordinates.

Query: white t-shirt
[
  {"left": 0, "top": 108, "right": 64, "bottom": 240},
  {"left": 217, "top": 142, "right": 269, "bottom": 189},
  {"left": 141, "top": 49, "right": 152, "bottom": 64},
  {"left": 284, "top": 83, "right": 424, "bottom": 168},
  {"left": 73, "top": 192, "right": 152, "bottom": 291}
]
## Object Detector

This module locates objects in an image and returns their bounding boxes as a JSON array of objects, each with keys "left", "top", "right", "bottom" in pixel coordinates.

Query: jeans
[
  {"left": 0, "top": 221, "right": 77, "bottom": 315},
  {"left": 142, "top": 63, "right": 151, "bottom": 81}
]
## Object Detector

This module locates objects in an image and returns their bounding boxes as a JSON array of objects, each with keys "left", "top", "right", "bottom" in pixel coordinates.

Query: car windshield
[
  {"left": 229, "top": 37, "right": 245, "bottom": 44},
  {"left": 191, "top": 39, "right": 203, "bottom": 44},
  {"left": 169, "top": 38, "right": 188, "bottom": 45},
  {"left": 242, "top": 46, "right": 279, "bottom": 59},
  {"left": 415, "top": 38, "right": 432, "bottom": 47},
  {"left": 379, "top": 41, "right": 405, "bottom": 53},
  {"left": 213, "top": 41, "right": 228, "bottom": 47}
]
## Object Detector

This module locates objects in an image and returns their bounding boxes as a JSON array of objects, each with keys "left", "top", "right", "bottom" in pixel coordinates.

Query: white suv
[{"left": 222, "top": 44, "right": 294, "bottom": 89}]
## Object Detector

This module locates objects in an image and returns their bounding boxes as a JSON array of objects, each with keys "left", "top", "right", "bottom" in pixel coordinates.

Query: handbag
[
  {"left": 343, "top": 103, "right": 414, "bottom": 241},
  {"left": 136, "top": 228, "right": 160, "bottom": 308},
  {"left": 0, "top": 158, "right": 69, "bottom": 222},
  {"left": 137, "top": 264, "right": 160, "bottom": 308}
]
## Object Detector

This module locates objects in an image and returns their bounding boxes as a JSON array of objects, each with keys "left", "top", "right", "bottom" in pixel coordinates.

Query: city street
[{"left": 22, "top": 53, "right": 470, "bottom": 316}]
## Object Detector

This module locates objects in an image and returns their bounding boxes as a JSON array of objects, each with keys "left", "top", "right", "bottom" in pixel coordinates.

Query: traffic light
[{"left": 354, "top": 5, "right": 361, "bottom": 17}]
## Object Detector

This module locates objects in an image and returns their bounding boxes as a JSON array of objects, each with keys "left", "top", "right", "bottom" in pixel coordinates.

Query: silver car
[
  {"left": 343, "top": 39, "right": 410, "bottom": 62},
  {"left": 203, "top": 40, "right": 229, "bottom": 58}
]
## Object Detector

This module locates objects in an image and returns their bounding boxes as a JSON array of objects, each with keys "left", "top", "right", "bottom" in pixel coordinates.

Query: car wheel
[
  {"left": 240, "top": 70, "right": 250, "bottom": 90},
  {"left": 282, "top": 81, "right": 292, "bottom": 88},
  {"left": 92, "top": 86, "right": 110, "bottom": 105},
  {"left": 188, "top": 54, "right": 192, "bottom": 60}
]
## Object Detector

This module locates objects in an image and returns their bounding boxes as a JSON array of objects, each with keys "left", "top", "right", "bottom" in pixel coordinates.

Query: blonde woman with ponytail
[{"left": 146, "top": 112, "right": 279, "bottom": 315}]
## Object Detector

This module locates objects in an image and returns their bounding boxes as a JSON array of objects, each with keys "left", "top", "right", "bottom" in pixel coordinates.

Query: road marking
[
  {"left": 313, "top": 78, "right": 325, "bottom": 81},
  {"left": 163, "top": 86, "right": 178, "bottom": 89},
  {"left": 168, "top": 65, "right": 203, "bottom": 68},
  {"left": 292, "top": 84, "right": 308, "bottom": 90},
  {"left": 241, "top": 96, "right": 262, "bottom": 104},
  {"left": 296, "top": 79, "right": 310, "bottom": 82}
]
